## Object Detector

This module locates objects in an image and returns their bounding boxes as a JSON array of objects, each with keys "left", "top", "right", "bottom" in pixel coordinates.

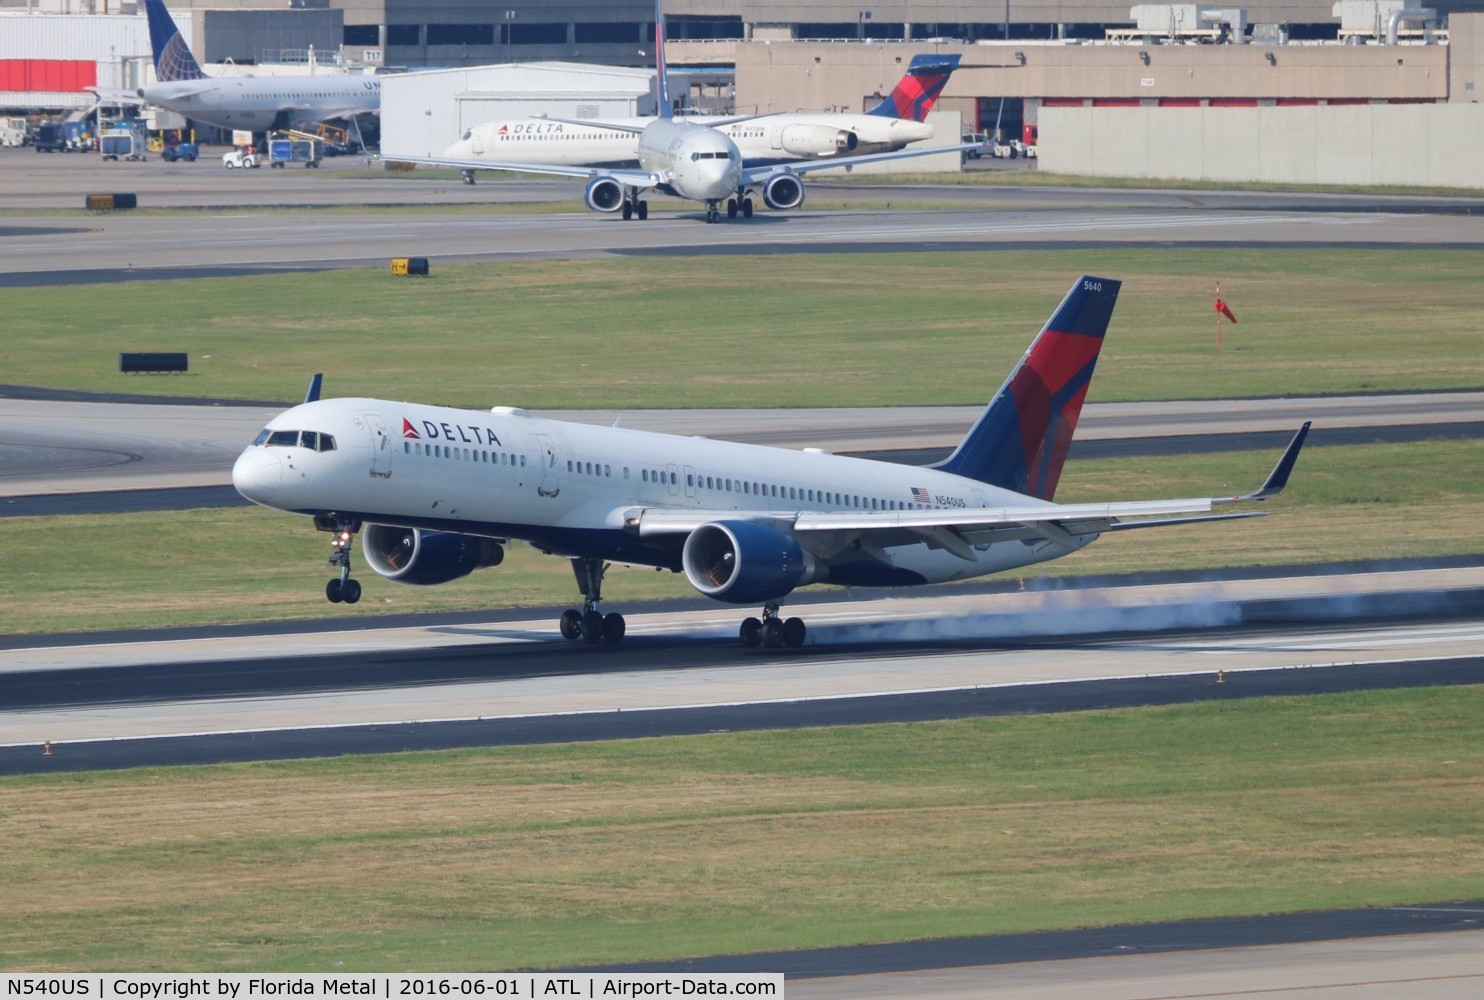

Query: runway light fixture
[
  {"left": 1139, "top": 50, "right": 1150, "bottom": 65},
  {"left": 1015, "top": 51, "right": 1026, "bottom": 65},
  {"left": 1266, "top": 51, "right": 1277, "bottom": 64}
]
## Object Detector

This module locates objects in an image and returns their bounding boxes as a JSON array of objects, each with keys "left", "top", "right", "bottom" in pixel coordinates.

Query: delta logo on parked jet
[
  {"left": 402, "top": 418, "right": 503, "bottom": 447},
  {"left": 496, "top": 122, "right": 565, "bottom": 135}
]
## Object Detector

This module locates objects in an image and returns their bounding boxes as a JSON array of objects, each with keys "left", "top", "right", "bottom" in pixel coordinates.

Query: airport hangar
[{"left": 3, "top": 0, "right": 1483, "bottom": 185}]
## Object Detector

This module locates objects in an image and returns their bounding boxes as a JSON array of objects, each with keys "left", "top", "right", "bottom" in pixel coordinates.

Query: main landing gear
[
  {"left": 621, "top": 193, "right": 649, "bottom": 220},
  {"left": 559, "top": 557, "right": 626, "bottom": 643},
  {"left": 725, "top": 196, "right": 754, "bottom": 220},
  {"left": 739, "top": 603, "right": 805, "bottom": 649},
  {"left": 324, "top": 522, "right": 362, "bottom": 604}
]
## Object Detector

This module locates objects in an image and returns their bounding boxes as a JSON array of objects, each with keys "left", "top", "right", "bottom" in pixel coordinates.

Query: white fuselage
[
  {"left": 139, "top": 75, "right": 381, "bottom": 132},
  {"left": 445, "top": 113, "right": 935, "bottom": 169},
  {"left": 636, "top": 118, "right": 743, "bottom": 204},
  {"left": 232, "top": 397, "right": 1080, "bottom": 592}
]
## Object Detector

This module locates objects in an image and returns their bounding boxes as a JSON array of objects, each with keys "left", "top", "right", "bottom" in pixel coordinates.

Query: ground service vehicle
[
  {"left": 960, "top": 132, "right": 990, "bottom": 160},
  {"left": 269, "top": 134, "right": 321, "bottom": 168},
  {"left": 100, "top": 124, "right": 149, "bottom": 161},
  {"left": 161, "top": 142, "right": 199, "bottom": 162},
  {"left": 223, "top": 148, "right": 259, "bottom": 168},
  {"left": 33, "top": 123, "right": 68, "bottom": 152}
]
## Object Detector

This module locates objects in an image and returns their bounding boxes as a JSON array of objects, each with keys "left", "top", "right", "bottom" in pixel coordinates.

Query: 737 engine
[
  {"left": 777, "top": 125, "right": 858, "bottom": 157},
  {"left": 362, "top": 524, "right": 504, "bottom": 586},
  {"left": 584, "top": 176, "right": 624, "bottom": 213},
  {"left": 681, "top": 520, "right": 819, "bottom": 605},
  {"left": 761, "top": 173, "right": 806, "bottom": 212}
]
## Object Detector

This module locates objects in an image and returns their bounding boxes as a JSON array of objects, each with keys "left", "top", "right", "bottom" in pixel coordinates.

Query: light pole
[
  {"left": 504, "top": 10, "right": 516, "bottom": 64},
  {"left": 857, "top": 10, "right": 871, "bottom": 40}
]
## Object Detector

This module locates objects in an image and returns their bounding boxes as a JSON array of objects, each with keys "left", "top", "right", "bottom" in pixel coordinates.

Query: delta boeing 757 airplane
[{"left": 232, "top": 276, "right": 1309, "bottom": 648}]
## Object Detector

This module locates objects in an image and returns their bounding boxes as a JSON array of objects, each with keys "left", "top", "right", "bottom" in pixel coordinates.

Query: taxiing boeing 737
[
  {"left": 232, "top": 276, "right": 1310, "bottom": 648},
  {"left": 391, "top": 2, "right": 970, "bottom": 221},
  {"left": 91, "top": 0, "right": 380, "bottom": 133}
]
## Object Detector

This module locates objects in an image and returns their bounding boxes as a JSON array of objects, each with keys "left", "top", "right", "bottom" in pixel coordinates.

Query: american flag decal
[{"left": 911, "top": 487, "right": 932, "bottom": 504}]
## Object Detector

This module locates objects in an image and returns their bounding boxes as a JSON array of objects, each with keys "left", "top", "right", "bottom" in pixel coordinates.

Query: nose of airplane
[{"left": 232, "top": 449, "right": 283, "bottom": 504}]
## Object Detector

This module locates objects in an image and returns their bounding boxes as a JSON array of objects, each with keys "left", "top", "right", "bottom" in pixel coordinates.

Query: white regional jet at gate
[
  {"left": 91, "top": 0, "right": 381, "bottom": 134},
  {"left": 391, "top": 3, "right": 971, "bottom": 221},
  {"left": 232, "top": 276, "right": 1311, "bottom": 649},
  {"left": 439, "top": 54, "right": 962, "bottom": 174}
]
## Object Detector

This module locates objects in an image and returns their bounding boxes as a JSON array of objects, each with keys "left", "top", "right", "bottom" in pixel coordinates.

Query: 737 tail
[
  {"left": 144, "top": 0, "right": 207, "bottom": 82},
  {"left": 867, "top": 54, "right": 962, "bottom": 121},
  {"left": 932, "top": 277, "right": 1120, "bottom": 501}
]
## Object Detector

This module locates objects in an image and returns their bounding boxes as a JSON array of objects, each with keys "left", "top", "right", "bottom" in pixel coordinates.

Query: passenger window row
[{"left": 405, "top": 440, "right": 526, "bottom": 467}]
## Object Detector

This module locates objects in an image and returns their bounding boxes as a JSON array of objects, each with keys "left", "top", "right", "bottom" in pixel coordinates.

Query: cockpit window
[{"left": 259, "top": 430, "right": 337, "bottom": 452}]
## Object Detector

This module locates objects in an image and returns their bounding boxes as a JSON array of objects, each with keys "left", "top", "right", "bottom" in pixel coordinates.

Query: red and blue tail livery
[
  {"left": 867, "top": 54, "right": 963, "bottom": 121},
  {"left": 933, "top": 276, "right": 1119, "bottom": 501}
]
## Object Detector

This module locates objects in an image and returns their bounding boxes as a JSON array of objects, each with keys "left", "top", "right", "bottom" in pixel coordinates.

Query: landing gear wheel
[
  {"left": 341, "top": 579, "right": 362, "bottom": 605},
  {"left": 603, "top": 612, "right": 626, "bottom": 644},
  {"left": 581, "top": 609, "right": 605, "bottom": 642},
  {"left": 742, "top": 199, "right": 754, "bottom": 218},
  {"left": 726, "top": 198, "right": 738, "bottom": 219},
  {"left": 326, "top": 579, "right": 343, "bottom": 603},
  {"left": 740, "top": 617, "right": 763, "bottom": 648},
  {"left": 762, "top": 618, "right": 785, "bottom": 648},
  {"left": 783, "top": 617, "right": 806, "bottom": 647},
  {"left": 636, "top": 201, "right": 648, "bottom": 220},
  {"left": 622, "top": 202, "right": 633, "bottom": 220},
  {"left": 559, "top": 609, "right": 582, "bottom": 640}
]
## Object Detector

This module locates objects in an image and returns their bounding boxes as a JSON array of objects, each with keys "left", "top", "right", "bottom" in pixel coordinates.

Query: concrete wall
[{"left": 1039, "top": 104, "right": 1484, "bottom": 187}]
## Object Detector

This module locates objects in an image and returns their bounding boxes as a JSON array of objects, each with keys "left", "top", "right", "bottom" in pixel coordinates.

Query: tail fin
[
  {"left": 866, "top": 54, "right": 962, "bottom": 120},
  {"left": 144, "top": 0, "right": 207, "bottom": 82},
  {"left": 932, "top": 276, "right": 1121, "bottom": 501},
  {"left": 653, "top": 0, "right": 671, "bottom": 117}
]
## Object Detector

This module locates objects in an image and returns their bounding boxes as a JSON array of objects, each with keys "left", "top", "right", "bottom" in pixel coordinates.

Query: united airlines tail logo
[{"left": 402, "top": 419, "right": 421, "bottom": 439}]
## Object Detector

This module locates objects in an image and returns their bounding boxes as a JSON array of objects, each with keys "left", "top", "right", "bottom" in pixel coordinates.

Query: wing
[
  {"left": 85, "top": 86, "right": 146, "bottom": 106},
  {"left": 385, "top": 154, "right": 661, "bottom": 188},
  {"left": 627, "top": 423, "right": 1311, "bottom": 561},
  {"left": 739, "top": 141, "right": 980, "bottom": 186}
]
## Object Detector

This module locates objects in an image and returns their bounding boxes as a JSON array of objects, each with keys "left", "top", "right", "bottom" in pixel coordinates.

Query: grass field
[
  {"left": 3, "top": 686, "right": 1481, "bottom": 971},
  {"left": 10, "top": 249, "right": 1484, "bottom": 407},
  {"left": 4, "top": 438, "right": 1480, "bottom": 636}
]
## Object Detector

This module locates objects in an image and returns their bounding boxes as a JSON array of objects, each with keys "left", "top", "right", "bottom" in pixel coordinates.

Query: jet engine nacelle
[
  {"left": 762, "top": 173, "right": 806, "bottom": 212},
  {"left": 362, "top": 524, "right": 504, "bottom": 586},
  {"left": 777, "top": 124, "right": 858, "bottom": 157},
  {"left": 584, "top": 176, "right": 625, "bottom": 213},
  {"left": 681, "top": 520, "right": 818, "bottom": 605}
]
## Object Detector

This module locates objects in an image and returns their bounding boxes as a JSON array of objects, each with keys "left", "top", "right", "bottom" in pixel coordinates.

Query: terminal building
[{"left": 1, "top": 0, "right": 1480, "bottom": 187}]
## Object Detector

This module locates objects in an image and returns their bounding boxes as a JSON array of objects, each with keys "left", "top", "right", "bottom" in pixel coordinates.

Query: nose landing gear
[
  {"left": 739, "top": 604, "right": 805, "bottom": 649},
  {"left": 559, "top": 557, "right": 626, "bottom": 643},
  {"left": 324, "top": 523, "right": 362, "bottom": 604}
]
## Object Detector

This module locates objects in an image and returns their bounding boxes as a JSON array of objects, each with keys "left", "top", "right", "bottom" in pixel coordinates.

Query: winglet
[
  {"left": 1228, "top": 422, "right": 1311, "bottom": 503},
  {"left": 304, "top": 373, "right": 323, "bottom": 404}
]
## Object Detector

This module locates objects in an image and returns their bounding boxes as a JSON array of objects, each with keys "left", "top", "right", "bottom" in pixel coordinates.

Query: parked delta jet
[
  {"left": 232, "top": 276, "right": 1310, "bottom": 648},
  {"left": 92, "top": 0, "right": 380, "bottom": 133},
  {"left": 438, "top": 54, "right": 962, "bottom": 173},
  {"left": 390, "top": 1, "right": 970, "bottom": 221}
]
